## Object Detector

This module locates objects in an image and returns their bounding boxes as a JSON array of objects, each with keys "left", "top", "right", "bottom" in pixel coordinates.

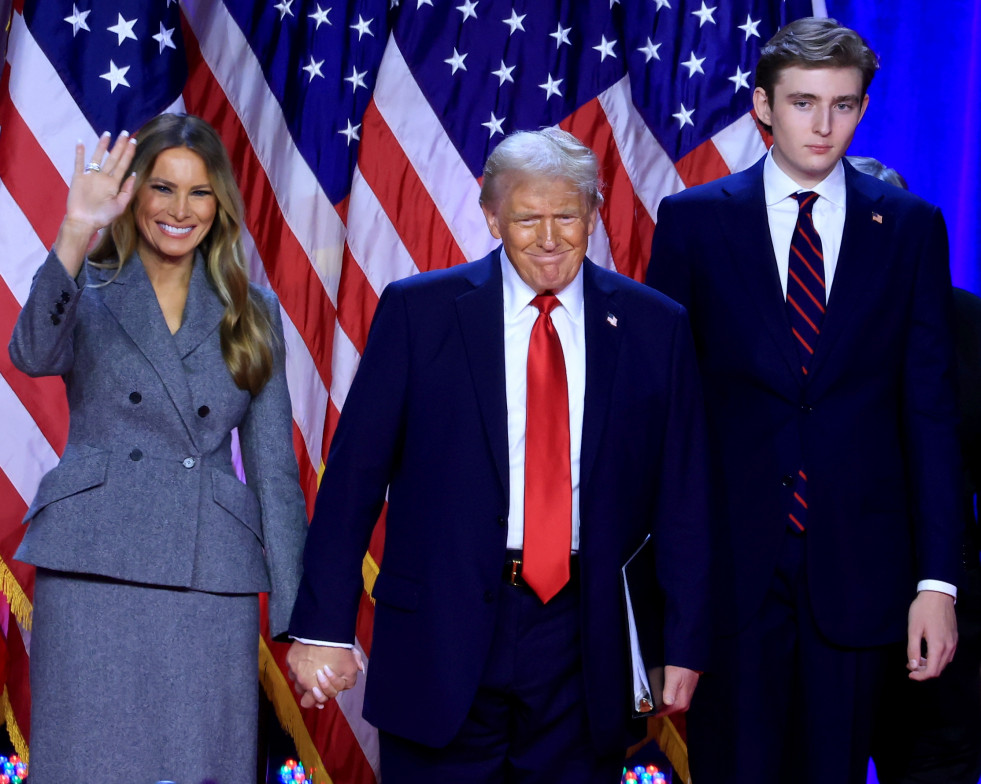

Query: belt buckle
[{"left": 507, "top": 559, "right": 522, "bottom": 586}]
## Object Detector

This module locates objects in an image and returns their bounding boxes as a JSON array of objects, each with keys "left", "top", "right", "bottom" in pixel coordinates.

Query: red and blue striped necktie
[{"left": 787, "top": 191, "right": 825, "bottom": 532}]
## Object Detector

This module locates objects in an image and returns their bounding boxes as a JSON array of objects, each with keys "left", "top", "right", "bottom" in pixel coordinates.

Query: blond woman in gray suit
[{"left": 9, "top": 114, "right": 307, "bottom": 783}]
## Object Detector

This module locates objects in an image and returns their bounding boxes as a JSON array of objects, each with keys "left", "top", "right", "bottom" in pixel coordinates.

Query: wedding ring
[{"left": 84, "top": 162, "right": 102, "bottom": 173}]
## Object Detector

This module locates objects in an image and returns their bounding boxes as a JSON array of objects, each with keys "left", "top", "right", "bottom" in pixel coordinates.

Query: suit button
[
  {"left": 129, "top": 449, "right": 143, "bottom": 461},
  {"left": 60, "top": 291, "right": 71, "bottom": 303},
  {"left": 800, "top": 404, "right": 813, "bottom": 413},
  {"left": 129, "top": 392, "right": 142, "bottom": 404},
  {"left": 782, "top": 475, "right": 794, "bottom": 487},
  {"left": 197, "top": 405, "right": 210, "bottom": 418},
  {"left": 55, "top": 302, "right": 65, "bottom": 314},
  {"left": 496, "top": 516, "right": 506, "bottom": 528},
  {"left": 483, "top": 590, "right": 495, "bottom": 603},
  {"left": 50, "top": 314, "right": 61, "bottom": 325},
  {"left": 182, "top": 457, "right": 196, "bottom": 469}
]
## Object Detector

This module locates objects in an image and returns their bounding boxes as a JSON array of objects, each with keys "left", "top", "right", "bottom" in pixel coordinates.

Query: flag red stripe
[
  {"left": 676, "top": 138, "right": 732, "bottom": 189},
  {"left": 359, "top": 102, "right": 467, "bottom": 274},
  {"left": 337, "top": 245, "right": 379, "bottom": 357},
  {"left": 0, "top": 64, "right": 67, "bottom": 249}
]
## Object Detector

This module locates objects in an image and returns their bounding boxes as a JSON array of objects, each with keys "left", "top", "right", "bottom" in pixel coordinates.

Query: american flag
[{"left": 0, "top": 0, "right": 818, "bottom": 780}]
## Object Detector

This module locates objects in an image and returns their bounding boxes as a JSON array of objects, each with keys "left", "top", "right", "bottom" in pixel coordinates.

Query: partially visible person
[
  {"left": 647, "top": 18, "right": 962, "bottom": 784},
  {"left": 286, "top": 127, "right": 712, "bottom": 783},
  {"left": 8, "top": 113, "right": 307, "bottom": 783},
  {"left": 850, "top": 154, "right": 981, "bottom": 784}
]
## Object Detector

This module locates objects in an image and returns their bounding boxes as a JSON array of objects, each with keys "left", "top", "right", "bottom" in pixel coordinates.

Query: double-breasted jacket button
[
  {"left": 781, "top": 475, "right": 794, "bottom": 487},
  {"left": 129, "top": 392, "right": 142, "bottom": 404},
  {"left": 182, "top": 457, "right": 196, "bottom": 469},
  {"left": 197, "top": 405, "right": 210, "bottom": 418},
  {"left": 129, "top": 449, "right": 143, "bottom": 461},
  {"left": 60, "top": 291, "right": 71, "bottom": 303}
]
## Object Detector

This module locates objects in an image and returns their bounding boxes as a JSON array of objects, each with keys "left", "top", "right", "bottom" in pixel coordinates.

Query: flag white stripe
[
  {"left": 0, "top": 184, "right": 48, "bottom": 306},
  {"left": 712, "top": 112, "right": 768, "bottom": 175},
  {"left": 0, "top": 373, "right": 60, "bottom": 504}
]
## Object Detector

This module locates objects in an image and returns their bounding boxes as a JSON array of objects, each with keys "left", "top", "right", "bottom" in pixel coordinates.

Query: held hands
[
  {"left": 906, "top": 590, "right": 958, "bottom": 681},
  {"left": 54, "top": 131, "right": 139, "bottom": 277},
  {"left": 286, "top": 641, "right": 365, "bottom": 710}
]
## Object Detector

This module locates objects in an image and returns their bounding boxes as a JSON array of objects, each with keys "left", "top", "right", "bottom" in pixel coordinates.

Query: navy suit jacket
[
  {"left": 647, "top": 156, "right": 962, "bottom": 647},
  {"left": 289, "top": 249, "right": 711, "bottom": 752}
]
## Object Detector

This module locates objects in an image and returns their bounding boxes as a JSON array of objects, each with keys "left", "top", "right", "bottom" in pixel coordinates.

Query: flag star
[
  {"left": 64, "top": 5, "right": 91, "bottom": 36},
  {"left": 738, "top": 14, "right": 762, "bottom": 40},
  {"left": 653, "top": 0, "right": 671, "bottom": 10},
  {"left": 351, "top": 15, "right": 374, "bottom": 39},
  {"left": 456, "top": 0, "right": 478, "bottom": 22},
  {"left": 309, "top": 5, "right": 332, "bottom": 28},
  {"left": 491, "top": 60, "right": 516, "bottom": 86},
  {"left": 344, "top": 65, "right": 368, "bottom": 92},
  {"left": 417, "top": 0, "right": 433, "bottom": 7},
  {"left": 502, "top": 10, "right": 526, "bottom": 34},
  {"left": 539, "top": 73, "right": 563, "bottom": 100},
  {"left": 444, "top": 47, "right": 468, "bottom": 74},
  {"left": 593, "top": 35, "right": 617, "bottom": 62},
  {"left": 152, "top": 22, "right": 176, "bottom": 54},
  {"left": 274, "top": 1, "right": 294, "bottom": 19},
  {"left": 691, "top": 1, "right": 717, "bottom": 26},
  {"left": 107, "top": 14, "right": 138, "bottom": 46},
  {"left": 729, "top": 65, "right": 751, "bottom": 92},
  {"left": 549, "top": 23, "right": 572, "bottom": 49},
  {"left": 391, "top": 0, "right": 399, "bottom": 5},
  {"left": 672, "top": 103, "right": 695, "bottom": 128},
  {"left": 482, "top": 112, "right": 505, "bottom": 137},
  {"left": 100, "top": 60, "right": 131, "bottom": 93},
  {"left": 638, "top": 37, "right": 661, "bottom": 63},
  {"left": 610, "top": 0, "right": 620, "bottom": 5},
  {"left": 681, "top": 51, "right": 706, "bottom": 77},
  {"left": 303, "top": 57, "right": 325, "bottom": 81},
  {"left": 339, "top": 119, "right": 361, "bottom": 145}
]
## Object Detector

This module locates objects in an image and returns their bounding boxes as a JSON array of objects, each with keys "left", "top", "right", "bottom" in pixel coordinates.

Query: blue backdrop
[{"left": 827, "top": 1, "right": 981, "bottom": 293}]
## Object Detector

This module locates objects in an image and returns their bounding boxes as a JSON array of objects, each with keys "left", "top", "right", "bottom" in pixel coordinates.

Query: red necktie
[
  {"left": 523, "top": 293, "right": 572, "bottom": 603},
  {"left": 787, "top": 192, "right": 825, "bottom": 532}
]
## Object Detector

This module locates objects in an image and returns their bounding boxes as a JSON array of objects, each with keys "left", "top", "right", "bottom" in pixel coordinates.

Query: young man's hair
[{"left": 755, "top": 17, "right": 880, "bottom": 108}]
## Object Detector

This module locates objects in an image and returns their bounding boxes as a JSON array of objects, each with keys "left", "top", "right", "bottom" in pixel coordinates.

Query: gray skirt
[{"left": 29, "top": 569, "right": 259, "bottom": 784}]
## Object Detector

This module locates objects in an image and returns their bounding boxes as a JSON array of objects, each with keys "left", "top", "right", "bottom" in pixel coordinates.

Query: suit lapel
[
  {"left": 807, "top": 167, "right": 886, "bottom": 385},
  {"left": 96, "top": 254, "right": 200, "bottom": 447},
  {"left": 579, "top": 260, "right": 622, "bottom": 494},
  {"left": 716, "top": 162, "right": 803, "bottom": 386},
  {"left": 173, "top": 251, "right": 224, "bottom": 360},
  {"left": 456, "top": 251, "right": 509, "bottom": 495}
]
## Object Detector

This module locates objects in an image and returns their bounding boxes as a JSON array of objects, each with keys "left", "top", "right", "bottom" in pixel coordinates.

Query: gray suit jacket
[{"left": 8, "top": 250, "right": 306, "bottom": 635}]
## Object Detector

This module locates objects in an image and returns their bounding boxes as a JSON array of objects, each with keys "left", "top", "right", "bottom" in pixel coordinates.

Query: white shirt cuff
[
  {"left": 917, "top": 579, "right": 957, "bottom": 600},
  {"left": 290, "top": 637, "right": 354, "bottom": 648}
]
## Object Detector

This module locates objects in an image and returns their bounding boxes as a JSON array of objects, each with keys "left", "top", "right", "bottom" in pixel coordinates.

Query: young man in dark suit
[{"left": 647, "top": 18, "right": 962, "bottom": 784}]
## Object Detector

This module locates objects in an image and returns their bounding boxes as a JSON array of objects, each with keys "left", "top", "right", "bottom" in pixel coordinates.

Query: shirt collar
[
  {"left": 763, "top": 148, "right": 846, "bottom": 209},
  {"left": 500, "top": 246, "right": 585, "bottom": 322}
]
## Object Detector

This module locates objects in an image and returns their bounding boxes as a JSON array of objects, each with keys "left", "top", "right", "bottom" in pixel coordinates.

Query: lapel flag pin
[
  {"left": 872, "top": 212, "right": 883, "bottom": 223},
  {"left": 607, "top": 313, "right": 618, "bottom": 327}
]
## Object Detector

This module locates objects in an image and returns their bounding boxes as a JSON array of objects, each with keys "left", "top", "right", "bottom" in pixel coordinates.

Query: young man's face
[{"left": 753, "top": 65, "right": 869, "bottom": 188}]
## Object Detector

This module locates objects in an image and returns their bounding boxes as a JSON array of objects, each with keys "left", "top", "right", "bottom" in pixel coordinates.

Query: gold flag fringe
[
  {"left": 626, "top": 716, "right": 691, "bottom": 784},
  {"left": 259, "top": 636, "right": 334, "bottom": 784},
  {"left": 0, "top": 556, "right": 32, "bottom": 632},
  {"left": 0, "top": 686, "right": 29, "bottom": 762}
]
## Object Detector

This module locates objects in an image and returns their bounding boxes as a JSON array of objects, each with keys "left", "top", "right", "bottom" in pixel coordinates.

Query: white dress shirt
[
  {"left": 501, "top": 249, "right": 586, "bottom": 552},
  {"left": 763, "top": 150, "right": 955, "bottom": 600}
]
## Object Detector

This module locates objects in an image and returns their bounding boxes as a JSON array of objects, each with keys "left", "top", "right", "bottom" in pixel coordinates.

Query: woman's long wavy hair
[{"left": 89, "top": 113, "right": 276, "bottom": 395}]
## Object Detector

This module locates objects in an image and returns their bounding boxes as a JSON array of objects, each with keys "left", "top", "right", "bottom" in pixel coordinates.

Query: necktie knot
[
  {"left": 793, "top": 191, "right": 819, "bottom": 216},
  {"left": 531, "top": 293, "right": 559, "bottom": 316}
]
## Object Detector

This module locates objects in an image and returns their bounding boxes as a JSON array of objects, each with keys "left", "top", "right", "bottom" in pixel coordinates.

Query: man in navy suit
[
  {"left": 647, "top": 18, "right": 962, "bottom": 784},
  {"left": 286, "top": 128, "right": 711, "bottom": 782}
]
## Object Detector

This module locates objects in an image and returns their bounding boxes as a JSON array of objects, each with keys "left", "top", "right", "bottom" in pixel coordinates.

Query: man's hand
[
  {"left": 656, "top": 665, "right": 700, "bottom": 717},
  {"left": 906, "top": 590, "right": 957, "bottom": 681},
  {"left": 286, "top": 641, "right": 365, "bottom": 709}
]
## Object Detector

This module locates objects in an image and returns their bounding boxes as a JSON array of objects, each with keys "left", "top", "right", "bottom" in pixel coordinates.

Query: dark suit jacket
[
  {"left": 647, "top": 156, "right": 962, "bottom": 648},
  {"left": 289, "top": 249, "right": 711, "bottom": 753},
  {"left": 8, "top": 250, "right": 307, "bottom": 635}
]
